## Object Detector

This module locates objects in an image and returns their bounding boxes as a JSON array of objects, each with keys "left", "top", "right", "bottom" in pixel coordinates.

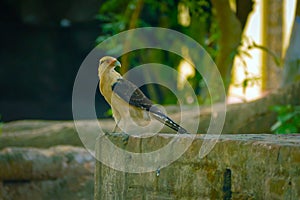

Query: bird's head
[{"left": 98, "top": 56, "right": 121, "bottom": 77}]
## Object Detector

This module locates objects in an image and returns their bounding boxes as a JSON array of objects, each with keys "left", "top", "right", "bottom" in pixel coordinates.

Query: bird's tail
[{"left": 151, "top": 112, "right": 188, "bottom": 134}]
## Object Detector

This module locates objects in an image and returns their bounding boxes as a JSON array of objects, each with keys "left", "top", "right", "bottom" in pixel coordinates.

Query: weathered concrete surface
[
  {"left": 0, "top": 146, "right": 94, "bottom": 200},
  {"left": 95, "top": 134, "right": 300, "bottom": 199},
  {"left": 0, "top": 119, "right": 114, "bottom": 149}
]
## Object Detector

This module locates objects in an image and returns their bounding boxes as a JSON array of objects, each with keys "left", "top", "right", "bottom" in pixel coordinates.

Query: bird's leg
[
  {"left": 111, "top": 120, "right": 129, "bottom": 144},
  {"left": 112, "top": 119, "right": 120, "bottom": 133},
  {"left": 112, "top": 124, "right": 118, "bottom": 133}
]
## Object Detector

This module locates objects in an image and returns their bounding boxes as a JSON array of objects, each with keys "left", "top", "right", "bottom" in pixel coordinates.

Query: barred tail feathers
[{"left": 151, "top": 112, "right": 188, "bottom": 134}]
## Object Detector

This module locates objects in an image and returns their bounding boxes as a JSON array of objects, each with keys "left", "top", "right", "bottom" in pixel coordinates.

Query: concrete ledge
[
  {"left": 95, "top": 134, "right": 300, "bottom": 199},
  {"left": 0, "top": 146, "right": 94, "bottom": 200}
]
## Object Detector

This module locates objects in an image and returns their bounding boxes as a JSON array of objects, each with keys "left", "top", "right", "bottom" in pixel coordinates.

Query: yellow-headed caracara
[{"left": 98, "top": 56, "right": 188, "bottom": 134}]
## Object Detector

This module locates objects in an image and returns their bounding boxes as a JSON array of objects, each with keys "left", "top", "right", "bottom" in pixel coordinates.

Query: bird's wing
[
  {"left": 112, "top": 78, "right": 188, "bottom": 134},
  {"left": 112, "top": 78, "right": 171, "bottom": 117},
  {"left": 112, "top": 78, "right": 153, "bottom": 111}
]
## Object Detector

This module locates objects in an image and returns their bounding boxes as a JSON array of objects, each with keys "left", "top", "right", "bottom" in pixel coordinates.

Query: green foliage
[
  {"left": 249, "top": 41, "right": 282, "bottom": 67},
  {"left": 232, "top": 37, "right": 284, "bottom": 101},
  {"left": 105, "top": 108, "right": 113, "bottom": 117},
  {"left": 96, "top": 0, "right": 178, "bottom": 43},
  {"left": 270, "top": 105, "right": 300, "bottom": 134},
  {"left": 96, "top": 0, "right": 221, "bottom": 106}
]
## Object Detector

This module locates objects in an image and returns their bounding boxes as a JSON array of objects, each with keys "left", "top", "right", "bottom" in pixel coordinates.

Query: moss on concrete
[{"left": 95, "top": 134, "right": 300, "bottom": 199}]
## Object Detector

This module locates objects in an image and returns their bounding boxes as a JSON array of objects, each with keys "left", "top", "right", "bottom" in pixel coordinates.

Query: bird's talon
[
  {"left": 121, "top": 132, "right": 130, "bottom": 144},
  {"left": 104, "top": 131, "right": 110, "bottom": 136}
]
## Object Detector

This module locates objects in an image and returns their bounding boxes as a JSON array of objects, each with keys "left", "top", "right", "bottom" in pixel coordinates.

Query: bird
[{"left": 98, "top": 56, "right": 188, "bottom": 134}]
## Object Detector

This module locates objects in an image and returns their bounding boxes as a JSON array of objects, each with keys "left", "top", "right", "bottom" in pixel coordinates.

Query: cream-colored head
[{"left": 98, "top": 56, "right": 121, "bottom": 77}]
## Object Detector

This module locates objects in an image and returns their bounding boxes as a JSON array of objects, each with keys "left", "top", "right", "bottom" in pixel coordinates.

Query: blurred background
[{"left": 0, "top": 0, "right": 299, "bottom": 123}]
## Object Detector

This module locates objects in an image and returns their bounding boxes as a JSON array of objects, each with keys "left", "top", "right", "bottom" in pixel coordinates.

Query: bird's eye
[{"left": 100, "top": 60, "right": 104, "bottom": 64}]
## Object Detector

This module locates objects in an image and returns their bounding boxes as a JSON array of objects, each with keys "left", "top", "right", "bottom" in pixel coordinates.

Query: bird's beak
[
  {"left": 115, "top": 60, "right": 121, "bottom": 68},
  {"left": 109, "top": 59, "right": 121, "bottom": 68}
]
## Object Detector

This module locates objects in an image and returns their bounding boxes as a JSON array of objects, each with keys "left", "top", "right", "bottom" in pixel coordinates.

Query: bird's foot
[
  {"left": 104, "top": 130, "right": 129, "bottom": 145},
  {"left": 103, "top": 130, "right": 111, "bottom": 136},
  {"left": 120, "top": 132, "right": 130, "bottom": 145}
]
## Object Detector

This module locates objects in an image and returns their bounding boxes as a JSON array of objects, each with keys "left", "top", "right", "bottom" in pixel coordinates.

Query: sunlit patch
[
  {"left": 177, "top": 59, "right": 195, "bottom": 90},
  {"left": 177, "top": 47, "right": 195, "bottom": 92},
  {"left": 228, "top": 1, "right": 262, "bottom": 103},
  {"left": 178, "top": 2, "right": 191, "bottom": 27},
  {"left": 228, "top": 0, "right": 296, "bottom": 103}
]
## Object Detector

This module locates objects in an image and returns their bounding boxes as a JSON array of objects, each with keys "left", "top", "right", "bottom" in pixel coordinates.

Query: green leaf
[
  {"left": 278, "top": 112, "right": 295, "bottom": 123},
  {"left": 293, "top": 115, "right": 300, "bottom": 128},
  {"left": 271, "top": 121, "right": 282, "bottom": 132},
  {"left": 270, "top": 104, "right": 300, "bottom": 134},
  {"left": 105, "top": 109, "right": 113, "bottom": 117},
  {"left": 275, "top": 124, "right": 298, "bottom": 134}
]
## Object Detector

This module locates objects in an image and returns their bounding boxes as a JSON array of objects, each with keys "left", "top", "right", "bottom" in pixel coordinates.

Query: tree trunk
[
  {"left": 261, "top": 0, "right": 283, "bottom": 90},
  {"left": 210, "top": 0, "right": 243, "bottom": 91},
  {"left": 281, "top": 0, "right": 300, "bottom": 87}
]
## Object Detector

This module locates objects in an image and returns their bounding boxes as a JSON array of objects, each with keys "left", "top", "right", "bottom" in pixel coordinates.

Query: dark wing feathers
[
  {"left": 112, "top": 78, "right": 153, "bottom": 110},
  {"left": 112, "top": 78, "right": 188, "bottom": 134}
]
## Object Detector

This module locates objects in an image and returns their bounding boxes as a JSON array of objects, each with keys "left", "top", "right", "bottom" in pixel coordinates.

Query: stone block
[{"left": 95, "top": 134, "right": 300, "bottom": 199}]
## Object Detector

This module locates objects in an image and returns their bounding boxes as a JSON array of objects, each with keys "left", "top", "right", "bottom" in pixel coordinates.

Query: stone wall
[
  {"left": 95, "top": 134, "right": 300, "bottom": 199},
  {"left": 0, "top": 146, "right": 94, "bottom": 200},
  {"left": 1, "top": 120, "right": 300, "bottom": 199}
]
